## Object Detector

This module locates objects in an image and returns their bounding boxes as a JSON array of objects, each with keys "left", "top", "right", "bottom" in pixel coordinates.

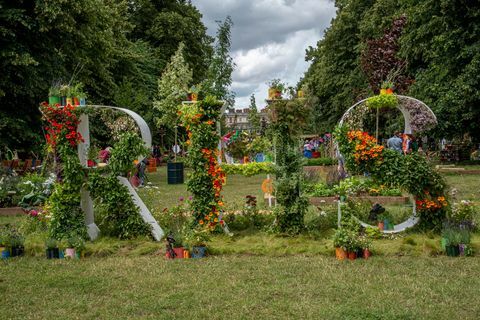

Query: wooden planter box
[
  {"left": 309, "top": 196, "right": 410, "bottom": 205},
  {"left": 0, "top": 207, "right": 25, "bottom": 216}
]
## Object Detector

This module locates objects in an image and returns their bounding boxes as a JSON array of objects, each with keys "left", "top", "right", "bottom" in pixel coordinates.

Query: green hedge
[
  {"left": 220, "top": 162, "right": 275, "bottom": 176},
  {"left": 303, "top": 157, "right": 336, "bottom": 166}
]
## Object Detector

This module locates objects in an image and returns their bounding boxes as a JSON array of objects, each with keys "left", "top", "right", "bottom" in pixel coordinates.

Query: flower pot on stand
[
  {"left": 173, "top": 247, "right": 184, "bottom": 259},
  {"left": 65, "top": 248, "right": 76, "bottom": 259},
  {"left": 49, "top": 96, "right": 60, "bottom": 105},
  {"left": 335, "top": 247, "right": 347, "bottom": 260},
  {"left": 363, "top": 249, "right": 372, "bottom": 259},
  {"left": 347, "top": 251, "right": 357, "bottom": 260},
  {"left": 192, "top": 246, "right": 206, "bottom": 258}
]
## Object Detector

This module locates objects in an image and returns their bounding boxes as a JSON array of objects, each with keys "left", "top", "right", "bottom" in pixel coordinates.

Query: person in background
[
  {"left": 387, "top": 131, "right": 403, "bottom": 154},
  {"left": 402, "top": 134, "right": 412, "bottom": 155}
]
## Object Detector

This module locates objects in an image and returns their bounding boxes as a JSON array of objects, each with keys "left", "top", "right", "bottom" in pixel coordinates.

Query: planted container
[
  {"left": 1, "top": 248, "right": 10, "bottom": 259},
  {"left": 192, "top": 246, "right": 206, "bottom": 258},
  {"left": 363, "top": 248, "right": 372, "bottom": 259},
  {"left": 335, "top": 247, "right": 347, "bottom": 261},
  {"left": 347, "top": 251, "right": 357, "bottom": 260},
  {"left": 173, "top": 247, "right": 184, "bottom": 259},
  {"left": 445, "top": 245, "right": 460, "bottom": 257},
  {"left": 11, "top": 246, "right": 24, "bottom": 257},
  {"left": 49, "top": 96, "right": 61, "bottom": 105},
  {"left": 46, "top": 248, "right": 60, "bottom": 259},
  {"left": 65, "top": 248, "right": 76, "bottom": 259}
]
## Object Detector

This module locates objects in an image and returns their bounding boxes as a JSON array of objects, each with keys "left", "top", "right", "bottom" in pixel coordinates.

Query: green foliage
[
  {"left": 154, "top": 42, "right": 193, "bottom": 130},
  {"left": 365, "top": 93, "right": 398, "bottom": 109},
  {"left": 180, "top": 96, "right": 224, "bottom": 225},
  {"left": 88, "top": 172, "right": 151, "bottom": 240},
  {"left": 108, "top": 132, "right": 149, "bottom": 176},
  {"left": 303, "top": 157, "right": 336, "bottom": 166},
  {"left": 247, "top": 94, "right": 261, "bottom": 131},
  {"left": 202, "top": 16, "right": 235, "bottom": 107},
  {"left": 302, "top": 0, "right": 480, "bottom": 141},
  {"left": 0, "top": 0, "right": 214, "bottom": 151},
  {"left": 220, "top": 162, "right": 275, "bottom": 177}
]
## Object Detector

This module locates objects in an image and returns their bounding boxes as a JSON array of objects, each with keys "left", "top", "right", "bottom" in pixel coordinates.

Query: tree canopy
[
  {"left": 0, "top": 0, "right": 214, "bottom": 153},
  {"left": 302, "top": 0, "right": 480, "bottom": 141}
]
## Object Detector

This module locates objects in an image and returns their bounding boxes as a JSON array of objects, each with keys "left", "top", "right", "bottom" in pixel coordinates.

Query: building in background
[{"left": 223, "top": 108, "right": 268, "bottom": 131}]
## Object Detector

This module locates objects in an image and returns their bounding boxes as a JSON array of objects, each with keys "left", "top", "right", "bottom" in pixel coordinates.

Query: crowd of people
[
  {"left": 303, "top": 133, "right": 332, "bottom": 158},
  {"left": 386, "top": 132, "right": 421, "bottom": 155}
]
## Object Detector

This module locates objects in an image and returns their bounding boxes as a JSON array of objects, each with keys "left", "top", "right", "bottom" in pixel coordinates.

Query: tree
[
  {"left": 247, "top": 94, "right": 260, "bottom": 132},
  {"left": 202, "top": 16, "right": 236, "bottom": 106},
  {"left": 153, "top": 43, "right": 192, "bottom": 149}
]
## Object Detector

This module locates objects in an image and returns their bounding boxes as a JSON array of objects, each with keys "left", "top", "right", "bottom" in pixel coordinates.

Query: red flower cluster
[{"left": 41, "top": 102, "right": 83, "bottom": 147}]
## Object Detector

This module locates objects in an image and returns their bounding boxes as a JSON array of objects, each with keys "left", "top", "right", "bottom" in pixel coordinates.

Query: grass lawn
[
  {"left": 1, "top": 255, "right": 480, "bottom": 319},
  {"left": 1, "top": 167, "right": 479, "bottom": 319},
  {"left": 138, "top": 166, "right": 267, "bottom": 210}
]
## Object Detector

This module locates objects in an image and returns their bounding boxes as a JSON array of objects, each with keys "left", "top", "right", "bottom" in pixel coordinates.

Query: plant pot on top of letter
[
  {"left": 65, "top": 248, "right": 76, "bottom": 259},
  {"left": 173, "top": 247, "right": 184, "bottom": 259},
  {"left": 347, "top": 251, "right": 357, "bottom": 260}
]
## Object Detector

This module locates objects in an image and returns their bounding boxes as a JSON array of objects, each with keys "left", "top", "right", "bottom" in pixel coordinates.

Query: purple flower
[
  {"left": 188, "top": 196, "right": 193, "bottom": 201},
  {"left": 179, "top": 197, "right": 184, "bottom": 202}
]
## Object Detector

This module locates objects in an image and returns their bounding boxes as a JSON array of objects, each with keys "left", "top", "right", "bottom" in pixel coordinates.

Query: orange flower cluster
[
  {"left": 347, "top": 130, "right": 384, "bottom": 163},
  {"left": 201, "top": 148, "right": 226, "bottom": 229},
  {"left": 416, "top": 196, "right": 448, "bottom": 211}
]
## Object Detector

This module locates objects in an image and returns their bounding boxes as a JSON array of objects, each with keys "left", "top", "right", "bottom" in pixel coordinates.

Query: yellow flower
[{"left": 199, "top": 220, "right": 204, "bottom": 225}]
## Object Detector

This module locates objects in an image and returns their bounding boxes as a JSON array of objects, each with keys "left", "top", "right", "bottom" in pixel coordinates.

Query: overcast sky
[{"left": 191, "top": 0, "right": 337, "bottom": 109}]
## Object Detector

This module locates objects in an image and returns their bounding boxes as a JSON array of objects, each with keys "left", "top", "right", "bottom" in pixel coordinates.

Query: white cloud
[{"left": 191, "top": 0, "right": 336, "bottom": 108}]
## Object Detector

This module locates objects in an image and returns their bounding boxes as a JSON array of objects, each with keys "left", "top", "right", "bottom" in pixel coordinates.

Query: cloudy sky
[{"left": 191, "top": 0, "right": 337, "bottom": 109}]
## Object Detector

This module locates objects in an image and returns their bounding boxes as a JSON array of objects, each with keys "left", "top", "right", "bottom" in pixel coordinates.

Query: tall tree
[
  {"left": 247, "top": 94, "right": 260, "bottom": 132},
  {"left": 153, "top": 43, "right": 192, "bottom": 148},
  {"left": 202, "top": 16, "right": 236, "bottom": 106}
]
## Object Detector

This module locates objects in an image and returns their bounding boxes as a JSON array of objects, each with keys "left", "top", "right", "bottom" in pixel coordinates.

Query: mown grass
[
  {"left": 138, "top": 166, "right": 266, "bottom": 210},
  {"left": 1, "top": 255, "right": 480, "bottom": 319}
]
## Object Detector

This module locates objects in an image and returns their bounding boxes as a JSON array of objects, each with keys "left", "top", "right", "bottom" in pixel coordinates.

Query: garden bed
[
  {"left": 0, "top": 207, "right": 25, "bottom": 216},
  {"left": 310, "top": 196, "right": 410, "bottom": 205}
]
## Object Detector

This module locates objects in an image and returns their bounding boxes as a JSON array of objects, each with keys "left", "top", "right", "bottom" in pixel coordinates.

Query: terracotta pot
[
  {"left": 335, "top": 247, "right": 347, "bottom": 261},
  {"left": 363, "top": 248, "right": 371, "bottom": 259},
  {"left": 378, "top": 222, "right": 384, "bottom": 231},
  {"left": 347, "top": 251, "right": 357, "bottom": 260},
  {"left": 65, "top": 248, "right": 76, "bottom": 259},
  {"left": 173, "top": 247, "right": 184, "bottom": 259}
]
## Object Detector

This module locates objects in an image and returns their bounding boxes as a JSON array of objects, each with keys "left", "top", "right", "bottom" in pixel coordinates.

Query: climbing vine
[
  {"left": 334, "top": 125, "right": 448, "bottom": 229},
  {"left": 40, "top": 102, "right": 87, "bottom": 240},
  {"left": 267, "top": 99, "right": 311, "bottom": 234},
  {"left": 179, "top": 96, "right": 226, "bottom": 229}
]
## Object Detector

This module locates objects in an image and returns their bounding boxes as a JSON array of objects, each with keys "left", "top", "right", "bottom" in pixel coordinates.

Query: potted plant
[
  {"left": 9, "top": 231, "right": 24, "bottom": 257},
  {"left": 185, "top": 227, "right": 210, "bottom": 259},
  {"left": 360, "top": 236, "right": 372, "bottom": 259},
  {"left": 65, "top": 235, "right": 84, "bottom": 259},
  {"left": 48, "top": 84, "right": 61, "bottom": 105},
  {"left": 70, "top": 82, "right": 87, "bottom": 106},
  {"left": 0, "top": 228, "right": 11, "bottom": 259},
  {"left": 458, "top": 229, "right": 471, "bottom": 256},
  {"left": 187, "top": 85, "right": 199, "bottom": 102},
  {"left": 380, "top": 81, "right": 394, "bottom": 95},
  {"left": 59, "top": 84, "right": 70, "bottom": 106},
  {"left": 172, "top": 232, "right": 185, "bottom": 259},
  {"left": 45, "top": 238, "right": 59, "bottom": 259},
  {"left": 442, "top": 227, "right": 461, "bottom": 257},
  {"left": 267, "top": 79, "right": 285, "bottom": 100},
  {"left": 346, "top": 232, "right": 358, "bottom": 260},
  {"left": 333, "top": 228, "right": 348, "bottom": 260},
  {"left": 377, "top": 213, "right": 385, "bottom": 231}
]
